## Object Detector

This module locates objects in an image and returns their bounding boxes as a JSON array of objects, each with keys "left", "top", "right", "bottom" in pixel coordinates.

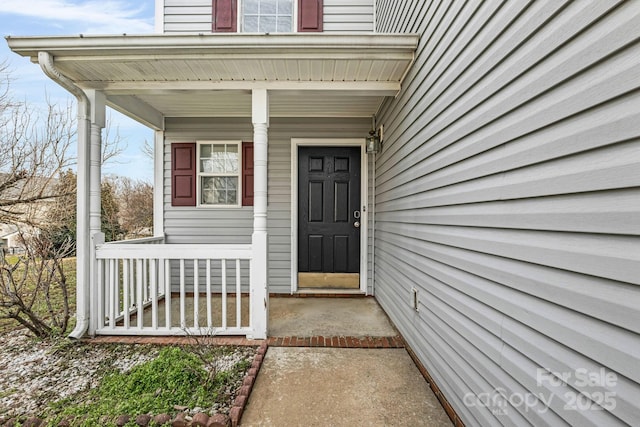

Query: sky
[{"left": 0, "top": 0, "right": 157, "bottom": 181}]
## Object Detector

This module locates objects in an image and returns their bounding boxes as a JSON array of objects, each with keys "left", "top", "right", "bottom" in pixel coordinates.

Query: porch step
[{"left": 267, "top": 335, "right": 404, "bottom": 348}]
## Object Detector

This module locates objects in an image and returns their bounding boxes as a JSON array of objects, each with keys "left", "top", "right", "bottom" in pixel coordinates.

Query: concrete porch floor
[
  {"left": 268, "top": 296, "right": 397, "bottom": 337},
  {"left": 129, "top": 295, "right": 397, "bottom": 337}
]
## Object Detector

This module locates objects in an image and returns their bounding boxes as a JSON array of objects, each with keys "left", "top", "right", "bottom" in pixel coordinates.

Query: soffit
[
  {"left": 7, "top": 33, "right": 418, "bottom": 124},
  {"left": 131, "top": 91, "right": 385, "bottom": 118}
]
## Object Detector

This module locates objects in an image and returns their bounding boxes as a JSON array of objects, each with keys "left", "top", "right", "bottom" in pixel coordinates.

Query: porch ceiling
[{"left": 7, "top": 33, "right": 419, "bottom": 127}]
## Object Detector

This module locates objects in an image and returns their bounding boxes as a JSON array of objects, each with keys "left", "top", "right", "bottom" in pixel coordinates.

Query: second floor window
[
  {"left": 242, "top": 0, "right": 293, "bottom": 33},
  {"left": 212, "top": 0, "right": 322, "bottom": 33}
]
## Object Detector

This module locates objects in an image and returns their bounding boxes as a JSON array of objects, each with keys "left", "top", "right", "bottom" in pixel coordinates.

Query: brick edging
[
  {"left": 229, "top": 341, "right": 268, "bottom": 427},
  {"left": 268, "top": 335, "right": 404, "bottom": 348},
  {"left": 403, "top": 342, "right": 465, "bottom": 427}
]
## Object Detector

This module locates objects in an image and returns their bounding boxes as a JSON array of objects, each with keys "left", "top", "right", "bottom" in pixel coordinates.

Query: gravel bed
[{"left": 0, "top": 329, "right": 256, "bottom": 422}]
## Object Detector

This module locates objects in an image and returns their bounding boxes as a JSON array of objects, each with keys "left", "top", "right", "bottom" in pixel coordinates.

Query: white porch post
[
  {"left": 250, "top": 89, "right": 269, "bottom": 339},
  {"left": 153, "top": 129, "right": 165, "bottom": 237},
  {"left": 86, "top": 90, "right": 106, "bottom": 335}
]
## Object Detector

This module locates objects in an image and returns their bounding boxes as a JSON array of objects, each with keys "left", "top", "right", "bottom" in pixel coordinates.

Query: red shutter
[
  {"left": 212, "top": 0, "right": 237, "bottom": 32},
  {"left": 171, "top": 143, "right": 196, "bottom": 206},
  {"left": 298, "top": 0, "right": 323, "bottom": 32},
  {"left": 242, "top": 142, "right": 254, "bottom": 206}
]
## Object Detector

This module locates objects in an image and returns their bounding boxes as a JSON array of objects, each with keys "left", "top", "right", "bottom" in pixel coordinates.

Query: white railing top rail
[
  {"left": 96, "top": 243, "right": 252, "bottom": 260},
  {"left": 103, "top": 235, "right": 165, "bottom": 245}
]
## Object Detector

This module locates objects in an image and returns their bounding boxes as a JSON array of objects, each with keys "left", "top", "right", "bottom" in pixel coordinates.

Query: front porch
[
  {"left": 7, "top": 33, "right": 418, "bottom": 340},
  {"left": 92, "top": 295, "right": 401, "bottom": 344},
  {"left": 92, "top": 232, "right": 396, "bottom": 339}
]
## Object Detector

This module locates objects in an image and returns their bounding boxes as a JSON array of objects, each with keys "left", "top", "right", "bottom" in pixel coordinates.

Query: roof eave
[
  {"left": 5, "top": 33, "right": 420, "bottom": 123},
  {"left": 6, "top": 33, "right": 419, "bottom": 61}
]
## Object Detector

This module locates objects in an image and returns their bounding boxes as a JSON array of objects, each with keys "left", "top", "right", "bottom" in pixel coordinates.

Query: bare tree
[
  {"left": 0, "top": 61, "right": 130, "bottom": 224},
  {"left": 0, "top": 230, "right": 74, "bottom": 337},
  {"left": 102, "top": 111, "right": 128, "bottom": 164},
  {"left": 0, "top": 60, "right": 75, "bottom": 226},
  {"left": 41, "top": 169, "right": 77, "bottom": 253},
  {"left": 141, "top": 138, "right": 154, "bottom": 160},
  {"left": 0, "top": 60, "right": 76, "bottom": 336},
  {"left": 0, "top": 59, "right": 130, "bottom": 336},
  {"left": 104, "top": 175, "right": 153, "bottom": 238},
  {"left": 0, "top": 61, "right": 14, "bottom": 122},
  {"left": 101, "top": 178, "right": 124, "bottom": 241}
]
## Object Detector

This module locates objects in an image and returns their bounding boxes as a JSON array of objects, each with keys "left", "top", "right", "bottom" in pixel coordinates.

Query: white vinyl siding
[
  {"left": 163, "top": 0, "right": 212, "bottom": 33},
  {"left": 161, "top": 0, "right": 374, "bottom": 33},
  {"left": 374, "top": 0, "right": 640, "bottom": 426},
  {"left": 323, "top": 0, "right": 374, "bottom": 32},
  {"left": 164, "top": 117, "right": 373, "bottom": 294}
]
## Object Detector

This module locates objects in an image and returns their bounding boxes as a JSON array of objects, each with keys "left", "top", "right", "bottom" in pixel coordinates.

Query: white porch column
[
  {"left": 153, "top": 129, "right": 165, "bottom": 237},
  {"left": 250, "top": 89, "right": 269, "bottom": 339},
  {"left": 86, "top": 90, "right": 106, "bottom": 335}
]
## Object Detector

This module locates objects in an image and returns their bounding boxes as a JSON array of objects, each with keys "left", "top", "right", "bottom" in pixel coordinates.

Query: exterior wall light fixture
[
  {"left": 366, "top": 115, "right": 382, "bottom": 154},
  {"left": 366, "top": 129, "right": 381, "bottom": 154}
]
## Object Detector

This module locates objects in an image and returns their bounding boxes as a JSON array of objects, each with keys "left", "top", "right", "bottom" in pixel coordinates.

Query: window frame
[
  {"left": 239, "top": 0, "right": 298, "bottom": 33},
  {"left": 196, "top": 140, "right": 243, "bottom": 208}
]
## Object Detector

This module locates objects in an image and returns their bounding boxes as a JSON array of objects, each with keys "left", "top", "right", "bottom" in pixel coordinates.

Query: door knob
[{"left": 354, "top": 221, "right": 360, "bottom": 228}]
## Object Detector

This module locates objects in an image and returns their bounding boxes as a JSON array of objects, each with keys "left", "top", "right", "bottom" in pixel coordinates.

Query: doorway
[{"left": 297, "top": 146, "right": 361, "bottom": 289}]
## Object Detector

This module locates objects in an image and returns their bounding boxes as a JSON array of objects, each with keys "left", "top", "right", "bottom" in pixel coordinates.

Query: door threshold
[
  {"left": 298, "top": 272, "right": 360, "bottom": 289},
  {"left": 293, "top": 289, "right": 366, "bottom": 297}
]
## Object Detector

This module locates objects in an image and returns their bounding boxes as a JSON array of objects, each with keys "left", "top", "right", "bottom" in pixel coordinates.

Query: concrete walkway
[{"left": 240, "top": 297, "right": 452, "bottom": 426}]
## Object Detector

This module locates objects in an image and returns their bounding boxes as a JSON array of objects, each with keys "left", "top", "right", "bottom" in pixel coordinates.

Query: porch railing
[
  {"left": 93, "top": 241, "right": 253, "bottom": 336},
  {"left": 106, "top": 235, "right": 166, "bottom": 245}
]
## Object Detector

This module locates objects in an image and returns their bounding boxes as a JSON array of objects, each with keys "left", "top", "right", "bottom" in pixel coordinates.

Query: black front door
[{"left": 298, "top": 146, "right": 361, "bottom": 280}]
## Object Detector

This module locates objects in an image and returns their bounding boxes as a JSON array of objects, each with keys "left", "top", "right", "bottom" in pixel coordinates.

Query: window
[
  {"left": 198, "top": 142, "right": 241, "bottom": 206},
  {"left": 171, "top": 142, "right": 253, "bottom": 207},
  {"left": 242, "top": 0, "right": 293, "bottom": 33},
  {"left": 212, "top": 0, "right": 322, "bottom": 33}
]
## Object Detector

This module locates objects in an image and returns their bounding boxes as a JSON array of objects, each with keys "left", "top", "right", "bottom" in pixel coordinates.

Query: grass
[
  {"left": 0, "top": 257, "right": 254, "bottom": 426},
  {"left": 46, "top": 345, "right": 252, "bottom": 426}
]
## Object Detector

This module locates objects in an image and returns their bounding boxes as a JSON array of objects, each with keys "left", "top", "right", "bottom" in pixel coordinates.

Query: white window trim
[
  {"left": 238, "top": 0, "right": 298, "bottom": 33},
  {"left": 196, "top": 140, "right": 243, "bottom": 208}
]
